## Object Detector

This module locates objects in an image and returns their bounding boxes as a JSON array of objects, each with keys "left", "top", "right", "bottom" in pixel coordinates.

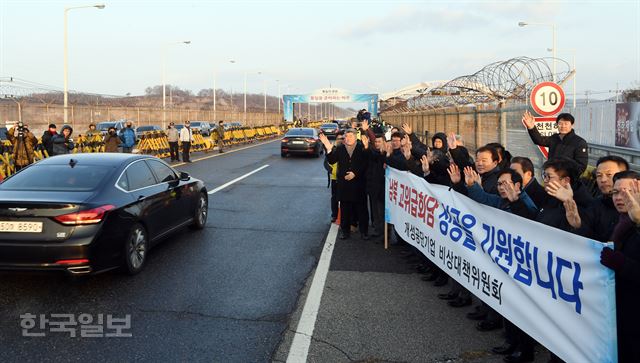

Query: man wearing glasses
[{"left": 536, "top": 158, "right": 594, "bottom": 231}]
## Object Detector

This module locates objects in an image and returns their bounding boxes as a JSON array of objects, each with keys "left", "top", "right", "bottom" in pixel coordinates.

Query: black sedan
[
  {"left": 281, "top": 128, "right": 323, "bottom": 158},
  {"left": 0, "top": 153, "right": 208, "bottom": 276},
  {"left": 318, "top": 123, "right": 340, "bottom": 139}
]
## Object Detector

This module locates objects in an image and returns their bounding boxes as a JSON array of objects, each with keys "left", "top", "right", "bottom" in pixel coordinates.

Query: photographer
[
  {"left": 104, "top": 126, "right": 121, "bottom": 152},
  {"left": 6, "top": 122, "right": 38, "bottom": 171},
  {"left": 51, "top": 125, "right": 75, "bottom": 156}
]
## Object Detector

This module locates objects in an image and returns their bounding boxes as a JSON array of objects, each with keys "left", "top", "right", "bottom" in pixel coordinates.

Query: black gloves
[{"left": 600, "top": 247, "right": 625, "bottom": 271}]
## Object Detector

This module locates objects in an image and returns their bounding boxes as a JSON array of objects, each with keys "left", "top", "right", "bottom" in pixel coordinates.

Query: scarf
[
  {"left": 610, "top": 213, "right": 633, "bottom": 247},
  {"left": 345, "top": 143, "right": 356, "bottom": 158}
]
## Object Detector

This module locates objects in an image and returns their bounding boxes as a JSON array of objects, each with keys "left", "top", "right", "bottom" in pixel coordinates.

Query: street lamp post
[
  {"left": 518, "top": 21, "right": 556, "bottom": 82},
  {"left": 162, "top": 40, "right": 190, "bottom": 128},
  {"left": 63, "top": 3, "right": 105, "bottom": 125}
]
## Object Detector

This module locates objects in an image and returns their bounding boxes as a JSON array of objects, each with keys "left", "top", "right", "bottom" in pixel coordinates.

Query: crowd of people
[
  {"left": 3, "top": 119, "right": 221, "bottom": 172},
  {"left": 317, "top": 112, "right": 639, "bottom": 363}
]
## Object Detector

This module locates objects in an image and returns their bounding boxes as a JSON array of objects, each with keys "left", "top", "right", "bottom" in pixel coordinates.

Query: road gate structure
[{"left": 283, "top": 88, "right": 378, "bottom": 122}]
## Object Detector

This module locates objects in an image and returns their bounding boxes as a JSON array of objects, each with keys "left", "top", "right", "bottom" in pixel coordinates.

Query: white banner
[{"left": 384, "top": 167, "right": 618, "bottom": 363}]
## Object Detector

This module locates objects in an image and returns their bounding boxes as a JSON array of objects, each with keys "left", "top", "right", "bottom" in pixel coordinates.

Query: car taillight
[
  {"left": 307, "top": 138, "right": 316, "bottom": 143},
  {"left": 282, "top": 138, "right": 289, "bottom": 143},
  {"left": 53, "top": 205, "right": 116, "bottom": 225},
  {"left": 55, "top": 259, "right": 89, "bottom": 265}
]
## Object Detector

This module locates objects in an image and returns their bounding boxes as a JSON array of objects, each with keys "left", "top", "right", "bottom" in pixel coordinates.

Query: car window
[
  {"left": 0, "top": 165, "right": 112, "bottom": 192},
  {"left": 146, "top": 159, "right": 177, "bottom": 183},
  {"left": 285, "top": 129, "right": 313, "bottom": 137},
  {"left": 117, "top": 172, "right": 129, "bottom": 190},
  {"left": 124, "top": 161, "right": 157, "bottom": 190}
]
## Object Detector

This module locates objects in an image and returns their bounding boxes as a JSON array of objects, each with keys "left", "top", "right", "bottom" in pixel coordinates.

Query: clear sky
[{"left": 1, "top": 0, "right": 638, "bottom": 99}]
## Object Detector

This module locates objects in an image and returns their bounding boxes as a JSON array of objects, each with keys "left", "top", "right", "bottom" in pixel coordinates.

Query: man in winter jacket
[
  {"left": 7, "top": 123, "right": 38, "bottom": 171},
  {"left": 166, "top": 122, "right": 180, "bottom": 161},
  {"left": 523, "top": 111, "right": 589, "bottom": 174},
  {"left": 179, "top": 121, "right": 194, "bottom": 162},
  {"left": 323, "top": 135, "right": 343, "bottom": 222},
  {"left": 560, "top": 155, "right": 629, "bottom": 241},
  {"left": 319, "top": 129, "right": 369, "bottom": 240},
  {"left": 41, "top": 123, "right": 57, "bottom": 157},
  {"left": 119, "top": 122, "right": 136, "bottom": 153},
  {"left": 104, "top": 127, "right": 121, "bottom": 153},
  {"left": 216, "top": 120, "right": 225, "bottom": 153},
  {"left": 51, "top": 125, "right": 75, "bottom": 156},
  {"left": 510, "top": 156, "right": 547, "bottom": 209}
]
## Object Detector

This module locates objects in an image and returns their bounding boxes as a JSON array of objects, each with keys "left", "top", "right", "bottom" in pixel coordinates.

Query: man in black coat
[
  {"left": 510, "top": 156, "right": 546, "bottom": 209},
  {"left": 320, "top": 129, "right": 369, "bottom": 240},
  {"left": 563, "top": 156, "right": 629, "bottom": 241},
  {"left": 523, "top": 111, "right": 589, "bottom": 174},
  {"left": 41, "top": 123, "right": 57, "bottom": 157},
  {"left": 450, "top": 146, "right": 501, "bottom": 196},
  {"left": 363, "top": 134, "right": 386, "bottom": 237},
  {"left": 537, "top": 158, "right": 594, "bottom": 231},
  {"left": 599, "top": 171, "right": 640, "bottom": 362}
]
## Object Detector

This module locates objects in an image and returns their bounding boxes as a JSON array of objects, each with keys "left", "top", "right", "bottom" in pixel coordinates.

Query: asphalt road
[{"left": 0, "top": 140, "right": 331, "bottom": 362}]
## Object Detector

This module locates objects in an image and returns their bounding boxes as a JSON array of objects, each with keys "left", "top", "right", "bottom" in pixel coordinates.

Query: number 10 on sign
[{"left": 530, "top": 82, "right": 566, "bottom": 117}]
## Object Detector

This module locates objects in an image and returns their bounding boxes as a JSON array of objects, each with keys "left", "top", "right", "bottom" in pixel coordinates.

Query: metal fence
[
  {"left": 381, "top": 99, "right": 640, "bottom": 173},
  {"left": 0, "top": 102, "right": 283, "bottom": 135}
]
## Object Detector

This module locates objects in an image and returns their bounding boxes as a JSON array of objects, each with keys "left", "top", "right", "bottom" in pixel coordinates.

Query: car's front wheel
[
  {"left": 190, "top": 192, "right": 208, "bottom": 230},
  {"left": 123, "top": 223, "right": 148, "bottom": 275}
]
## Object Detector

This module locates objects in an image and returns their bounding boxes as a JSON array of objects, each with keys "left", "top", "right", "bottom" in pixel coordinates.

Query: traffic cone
[{"left": 335, "top": 205, "right": 341, "bottom": 225}]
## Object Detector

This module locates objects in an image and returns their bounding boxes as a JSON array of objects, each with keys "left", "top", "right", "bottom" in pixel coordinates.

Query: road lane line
[
  {"left": 207, "top": 164, "right": 270, "bottom": 195},
  {"left": 286, "top": 223, "right": 339, "bottom": 363},
  {"left": 173, "top": 139, "right": 280, "bottom": 167}
]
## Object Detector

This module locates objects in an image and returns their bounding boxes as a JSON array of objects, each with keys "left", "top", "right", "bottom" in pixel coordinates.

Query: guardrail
[{"left": 588, "top": 143, "right": 640, "bottom": 171}]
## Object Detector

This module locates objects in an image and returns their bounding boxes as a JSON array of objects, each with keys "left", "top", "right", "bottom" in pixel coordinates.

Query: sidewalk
[{"left": 274, "top": 226, "right": 550, "bottom": 363}]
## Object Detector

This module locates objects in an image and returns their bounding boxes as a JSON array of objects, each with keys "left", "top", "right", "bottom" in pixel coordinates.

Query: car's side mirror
[{"left": 179, "top": 172, "right": 190, "bottom": 181}]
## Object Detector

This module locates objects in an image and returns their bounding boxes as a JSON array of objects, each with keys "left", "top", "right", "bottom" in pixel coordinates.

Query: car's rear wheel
[
  {"left": 190, "top": 192, "right": 208, "bottom": 230},
  {"left": 123, "top": 223, "right": 148, "bottom": 275}
]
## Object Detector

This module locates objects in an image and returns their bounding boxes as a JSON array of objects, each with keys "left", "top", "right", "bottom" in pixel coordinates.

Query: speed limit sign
[{"left": 530, "top": 82, "right": 566, "bottom": 116}]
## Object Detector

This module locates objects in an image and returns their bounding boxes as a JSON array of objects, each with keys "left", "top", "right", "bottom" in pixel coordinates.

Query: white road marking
[
  {"left": 207, "top": 164, "right": 270, "bottom": 195},
  {"left": 286, "top": 223, "right": 339, "bottom": 363},
  {"left": 173, "top": 138, "right": 280, "bottom": 167}
]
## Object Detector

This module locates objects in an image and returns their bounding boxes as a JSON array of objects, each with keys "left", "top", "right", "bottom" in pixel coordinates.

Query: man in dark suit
[
  {"left": 523, "top": 111, "right": 589, "bottom": 174},
  {"left": 510, "top": 156, "right": 546, "bottom": 209},
  {"left": 319, "top": 129, "right": 369, "bottom": 240}
]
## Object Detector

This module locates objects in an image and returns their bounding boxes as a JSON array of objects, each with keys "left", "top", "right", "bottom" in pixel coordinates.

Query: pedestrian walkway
[{"left": 275, "top": 230, "right": 550, "bottom": 362}]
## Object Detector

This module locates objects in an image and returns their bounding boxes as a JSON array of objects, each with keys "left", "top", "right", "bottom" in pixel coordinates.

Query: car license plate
[
  {"left": 292, "top": 141, "right": 304, "bottom": 144},
  {"left": 0, "top": 221, "right": 43, "bottom": 233}
]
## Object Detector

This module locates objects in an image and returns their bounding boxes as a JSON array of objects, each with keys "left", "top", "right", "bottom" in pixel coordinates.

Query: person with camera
[
  {"left": 104, "top": 126, "right": 121, "bottom": 153},
  {"left": 41, "top": 123, "right": 57, "bottom": 157},
  {"left": 51, "top": 125, "right": 75, "bottom": 156},
  {"left": 6, "top": 122, "right": 38, "bottom": 172}
]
